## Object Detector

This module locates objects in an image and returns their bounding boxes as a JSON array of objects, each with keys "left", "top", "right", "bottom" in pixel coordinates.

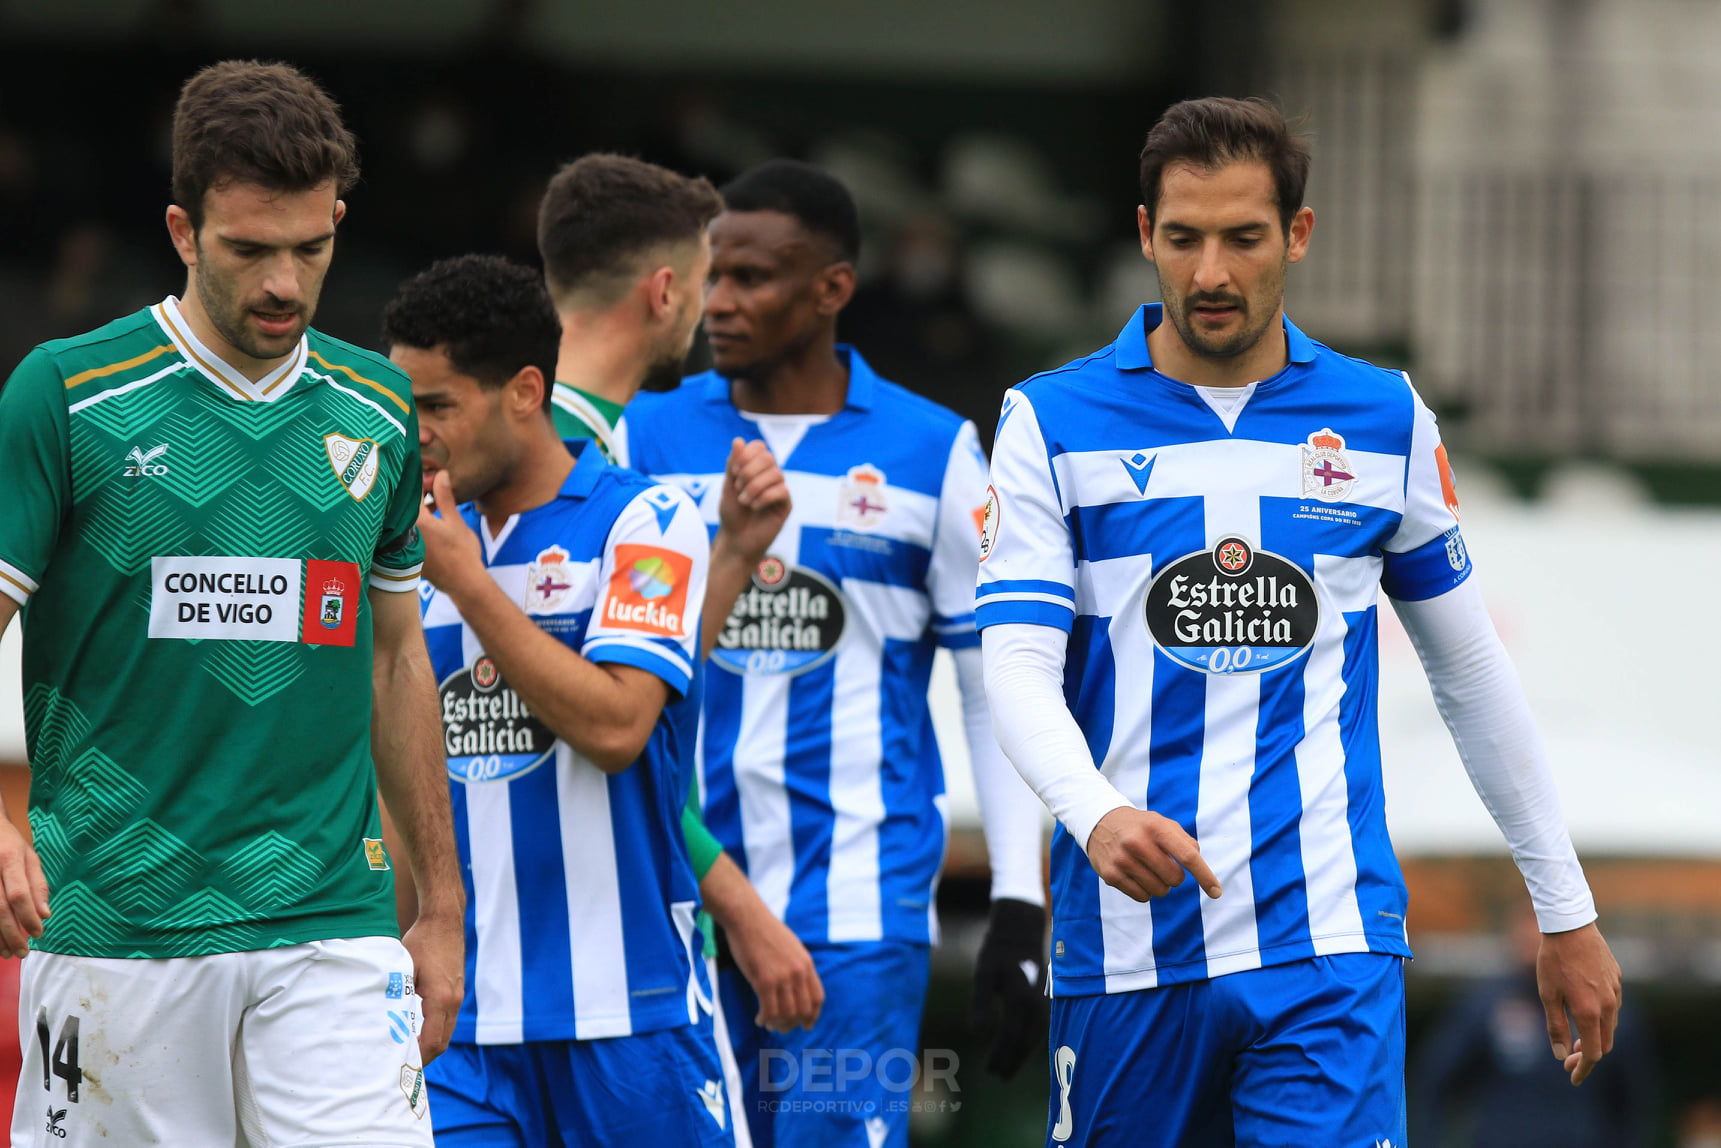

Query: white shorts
[{"left": 11, "top": 936, "right": 434, "bottom": 1147}]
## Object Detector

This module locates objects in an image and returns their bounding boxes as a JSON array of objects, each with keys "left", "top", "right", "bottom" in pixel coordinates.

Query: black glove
[{"left": 969, "top": 897, "right": 1048, "bottom": 1080}]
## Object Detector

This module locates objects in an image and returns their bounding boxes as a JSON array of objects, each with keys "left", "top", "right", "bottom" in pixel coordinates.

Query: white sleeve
[
  {"left": 982, "top": 622, "right": 1134, "bottom": 852},
  {"left": 1381, "top": 379, "right": 1474, "bottom": 602},
  {"left": 953, "top": 644, "right": 1045, "bottom": 905},
  {"left": 925, "top": 420, "right": 989, "bottom": 648},
  {"left": 1392, "top": 577, "right": 1597, "bottom": 933},
  {"left": 974, "top": 391, "right": 1077, "bottom": 630}
]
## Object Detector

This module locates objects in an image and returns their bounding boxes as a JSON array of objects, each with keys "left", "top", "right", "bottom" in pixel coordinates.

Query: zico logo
[{"left": 602, "top": 545, "right": 693, "bottom": 637}]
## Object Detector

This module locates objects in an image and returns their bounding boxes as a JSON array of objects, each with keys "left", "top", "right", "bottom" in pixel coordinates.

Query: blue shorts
[
  {"left": 426, "top": 1016, "right": 736, "bottom": 1147},
  {"left": 719, "top": 940, "right": 931, "bottom": 1148},
  {"left": 1046, "top": 953, "right": 1407, "bottom": 1148}
]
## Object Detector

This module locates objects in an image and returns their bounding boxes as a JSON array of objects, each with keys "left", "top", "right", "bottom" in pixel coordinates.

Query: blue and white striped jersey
[
  {"left": 625, "top": 348, "right": 989, "bottom": 946},
  {"left": 976, "top": 305, "right": 1471, "bottom": 996},
  {"left": 421, "top": 440, "right": 712, "bottom": 1042}
]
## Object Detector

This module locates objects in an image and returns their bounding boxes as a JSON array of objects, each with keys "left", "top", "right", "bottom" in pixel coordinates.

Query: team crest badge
[
  {"left": 324, "top": 433, "right": 380, "bottom": 501},
  {"left": 525, "top": 545, "right": 574, "bottom": 614},
  {"left": 1301, "top": 428, "right": 1356, "bottom": 502},
  {"left": 838, "top": 464, "right": 889, "bottom": 529},
  {"left": 319, "top": 575, "right": 347, "bottom": 630}
]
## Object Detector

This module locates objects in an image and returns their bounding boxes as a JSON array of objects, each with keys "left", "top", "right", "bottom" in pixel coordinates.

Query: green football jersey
[
  {"left": 549, "top": 381, "right": 627, "bottom": 465},
  {"left": 0, "top": 296, "right": 426, "bottom": 958}
]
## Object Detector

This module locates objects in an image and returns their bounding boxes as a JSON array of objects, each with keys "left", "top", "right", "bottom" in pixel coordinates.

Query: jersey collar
[
  {"left": 700, "top": 343, "right": 877, "bottom": 411},
  {"left": 1114, "top": 303, "right": 1317, "bottom": 372},
  {"left": 556, "top": 437, "right": 609, "bottom": 500},
  {"left": 151, "top": 295, "right": 308, "bottom": 403}
]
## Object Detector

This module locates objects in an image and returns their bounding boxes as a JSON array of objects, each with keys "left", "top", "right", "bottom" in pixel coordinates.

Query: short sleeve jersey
[
  {"left": 976, "top": 304, "right": 1469, "bottom": 996},
  {"left": 421, "top": 441, "right": 711, "bottom": 1042},
  {"left": 625, "top": 347, "right": 990, "bottom": 946},
  {"left": 0, "top": 297, "right": 425, "bottom": 958}
]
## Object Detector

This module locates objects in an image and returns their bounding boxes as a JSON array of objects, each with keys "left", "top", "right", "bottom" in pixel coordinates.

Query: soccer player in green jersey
[
  {"left": 0, "top": 62, "right": 462, "bottom": 1145},
  {"left": 535, "top": 154, "right": 822, "bottom": 1138}
]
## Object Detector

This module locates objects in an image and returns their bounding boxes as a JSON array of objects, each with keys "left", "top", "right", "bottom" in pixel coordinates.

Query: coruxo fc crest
[{"left": 325, "top": 433, "right": 380, "bottom": 501}]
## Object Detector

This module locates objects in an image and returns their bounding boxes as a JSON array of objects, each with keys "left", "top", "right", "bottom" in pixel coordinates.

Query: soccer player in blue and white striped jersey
[
  {"left": 386, "top": 255, "right": 732, "bottom": 1146},
  {"left": 626, "top": 161, "right": 1049, "bottom": 1148},
  {"left": 978, "top": 98, "right": 1623, "bottom": 1147}
]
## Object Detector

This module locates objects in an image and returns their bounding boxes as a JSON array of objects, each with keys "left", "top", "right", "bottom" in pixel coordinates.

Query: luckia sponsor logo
[
  {"left": 1143, "top": 536, "right": 1319, "bottom": 674},
  {"left": 439, "top": 655, "right": 556, "bottom": 782},
  {"left": 713, "top": 555, "right": 847, "bottom": 676}
]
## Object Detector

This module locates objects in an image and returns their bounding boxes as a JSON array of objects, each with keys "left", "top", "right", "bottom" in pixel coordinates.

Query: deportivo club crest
[
  {"left": 525, "top": 545, "right": 574, "bottom": 614},
  {"left": 838, "top": 464, "right": 889, "bottom": 529},
  {"left": 1301, "top": 428, "right": 1356, "bottom": 502},
  {"left": 325, "top": 433, "right": 381, "bottom": 501},
  {"left": 319, "top": 575, "right": 347, "bottom": 630}
]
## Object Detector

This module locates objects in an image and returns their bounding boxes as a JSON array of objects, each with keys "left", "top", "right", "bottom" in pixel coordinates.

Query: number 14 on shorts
[{"left": 36, "top": 1010, "right": 82, "bottom": 1104}]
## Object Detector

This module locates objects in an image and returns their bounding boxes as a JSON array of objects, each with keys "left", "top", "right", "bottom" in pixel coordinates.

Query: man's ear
[
  {"left": 644, "top": 265, "right": 677, "bottom": 322},
  {"left": 1137, "top": 205, "right": 1156, "bottom": 265},
  {"left": 813, "top": 261, "right": 856, "bottom": 317},
  {"left": 166, "top": 205, "right": 199, "bottom": 269},
  {"left": 508, "top": 365, "right": 548, "bottom": 417}
]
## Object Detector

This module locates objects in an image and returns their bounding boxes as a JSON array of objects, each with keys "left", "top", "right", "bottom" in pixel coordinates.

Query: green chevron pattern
[
  {"left": 27, "top": 811, "right": 74, "bottom": 886},
  {"left": 202, "top": 478, "right": 319, "bottom": 561},
  {"left": 80, "top": 481, "right": 193, "bottom": 576},
  {"left": 156, "top": 408, "right": 248, "bottom": 508},
  {"left": 57, "top": 748, "right": 149, "bottom": 844},
  {"left": 220, "top": 831, "right": 324, "bottom": 910},
  {"left": 71, "top": 365, "right": 185, "bottom": 443},
  {"left": 84, "top": 819, "right": 205, "bottom": 914},
  {"left": 200, "top": 639, "right": 306, "bottom": 707},
  {"left": 155, "top": 889, "right": 263, "bottom": 955},
  {"left": 269, "top": 428, "right": 354, "bottom": 514},
  {"left": 35, "top": 882, "right": 131, "bottom": 954},
  {"left": 22, "top": 685, "right": 88, "bottom": 785}
]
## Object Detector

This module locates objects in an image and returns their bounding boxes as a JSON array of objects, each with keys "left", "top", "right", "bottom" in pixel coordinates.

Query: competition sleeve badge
[
  {"left": 1301, "top": 428, "right": 1356, "bottom": 501},
  {"left": 978, "top": 486, "right": 1000, "bottom": 561},
  {"left": 601, "top": 544, "right": 694, "bottom": 637}
]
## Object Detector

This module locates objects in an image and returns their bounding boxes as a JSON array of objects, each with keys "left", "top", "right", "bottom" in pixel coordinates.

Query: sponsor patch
[
  {"left": 601, "top": 544, "right": 693, "bottom": 637},
  {"left": 1301, "top": 428, "right": 1356, "bottom": 502},
  {"left": 386, "top": 972, "right": 405, "bottom": 999},
  {"left": 978, "top": 486, "right": 1000, "bottom": 561},
  {"left": 399, "top": 1065, "right": 429, "bottom": 1120},
  {"left": 838, "top": 464, "right": 889, "bottom": 529},
  {"left": 1143, "top": 536, "right": 1320, "bottom": 675},
  {"left": 364, "top": 838, "right": 391, "bottom": 871},
  {"left": 325, "top": 433, "right": 381, "bottom": 501},
  {"left": 713, "top": 556, "right": 847, "bottom": 677},
  {"left": 524, "top": 545, "right": 576, "bottom": 614},
  {"left": 439, "top": 657, "right": 557, "bottom": 783},
  {"left": 150, "top": 556, "right": 305, "bottom": 643},
  {"left": 301, "top": 559, "right": 360, "bottom": 647},
  {"left": 1435, "top": 443, "right": 1461, "bottom": 520}
]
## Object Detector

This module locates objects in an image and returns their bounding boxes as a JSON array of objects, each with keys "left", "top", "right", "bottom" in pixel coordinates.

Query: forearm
[
  {"left": 699, "top": 850, "right": 775, "bottom": 933},
  {"left": 700, "top": 531, "right": 753, "bottom": 663},
  {"left": 444, "top": 573, "right": 653, "bottom": 769},
  {"left": 683, "top": 781, "right": 724, "bottom": 881},
  {"left": 1392, "top": 577, "right": 1596, "bottom": 932},
  {"left": 954, "top": 645, "right": 1045, "bottom": 905},
  {"left": 372, "top": 622, "right": 463, "bottom": 920},
  {"left": 981, "top": 623, "right": 1133, "bottom": 852}
]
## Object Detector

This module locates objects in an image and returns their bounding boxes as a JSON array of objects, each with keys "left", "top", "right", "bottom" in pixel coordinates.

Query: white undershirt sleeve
[
  {"left": 1391, "top": 576, "right": 1598, "bottom": 933},
  {"left": 981, "top": 622, "right": 1135, "bottom": 854},
  {"left": 953, "top": 644, "right": 1046, "bottom": 905}
]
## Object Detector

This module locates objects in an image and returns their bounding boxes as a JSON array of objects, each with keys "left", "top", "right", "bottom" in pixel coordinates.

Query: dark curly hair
[
  {"left": 381, "top": 254, "right": 562, "bottom": 409},
  {"left": 720, "top": 159, "right": 859, "bottom": 262},
  {"left": 172, "top": 60, "right": 360, "bottom": 232}
]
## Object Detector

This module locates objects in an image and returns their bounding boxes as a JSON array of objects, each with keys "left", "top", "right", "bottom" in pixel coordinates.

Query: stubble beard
[
  {"left": 1159, "top": 256, "right": 1287, "bottom": 363},
  {"left": 194, "top": 251, "right": 314, "bottom": 362}
]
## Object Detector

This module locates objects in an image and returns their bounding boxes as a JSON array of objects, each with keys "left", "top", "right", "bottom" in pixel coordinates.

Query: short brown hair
[
  {"left": 537, "top": 154, "right": 722, "bottom": 307},
  {"left": 1139, "top": 97, "right": 1311, "bottom": 234},
  {"left": 172, "top": 60, "right": 359, "bottom": 231}
]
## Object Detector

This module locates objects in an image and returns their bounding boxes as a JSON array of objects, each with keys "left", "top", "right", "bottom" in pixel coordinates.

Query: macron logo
[
  {"left": 1120, "top": 451, "right": 1155, "bottom": 496},
  {"left": 124, "top": 444, "right": 169, "bottom": 477},
  {"left": 697, "top": 1079, "right": 726, "bottom": 1128}
]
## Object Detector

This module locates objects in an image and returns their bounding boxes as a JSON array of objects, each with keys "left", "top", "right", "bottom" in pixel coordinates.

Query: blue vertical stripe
[
  {"left": 699, "top": 669, "right": 747, "bottom": 873},
  {"left": 1145, "top": 652, "right": 1208, "bottom": 974},
  {"left": 877, "top": 637, "right": 941, "bottom": 942},
  {"left": 1339, "top": 608, "right": 1408, "bottom": 938},
  {"left": 510, "top": 763, "right": 574, "bottom": 1040},
  {"left": 449, "top": 783, "right": 480, "bottom": 1043},
  {"left": 783, "top": 661, "right": 837, "bottom": 941}
]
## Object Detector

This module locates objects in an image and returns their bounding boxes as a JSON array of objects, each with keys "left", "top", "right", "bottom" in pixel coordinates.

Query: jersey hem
[
  {"left": 459, "top": 1006, "right": 695, "bottom": 1045},
  {"left": 30, "top": 911, "right": 400, "bottom": 960},
  {"left": 1048, "top": 929, "right": 1414, "bottom": 997}
]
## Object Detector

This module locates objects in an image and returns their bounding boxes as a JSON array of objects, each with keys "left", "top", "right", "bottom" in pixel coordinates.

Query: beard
[
  {"left": 1158, "top": 255, "right": 1287, "bottom": 362},
  {"left": 639, "top": 316, "right": 695, "bottom": 393},
  {"left": 193, "top": 250, "right": 313, "bottom": 360}
]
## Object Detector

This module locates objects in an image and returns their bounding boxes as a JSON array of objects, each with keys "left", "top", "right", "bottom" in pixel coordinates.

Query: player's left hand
[
  {"left": 1536, "top": 921, "right": 1622, "bottom": 1085},
  {"left": 402, "top": 909, "right": 464, "bottom": 1065},
  {"left": 416, "top": 470, "right": 486, "bottom": 601},
  {"left": 969, "top": 897, "right": 1047, "bottom": 1079},
  {"left": 716, "top": 437, "right": 791, "bottom": 562}
]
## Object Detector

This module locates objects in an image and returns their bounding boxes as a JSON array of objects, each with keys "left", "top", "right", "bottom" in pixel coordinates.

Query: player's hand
[
  {"left": 727, "top": 906, "right": 824, "bottom": 1033},
  {"left": 402, "top": 909, "right": 464, "bottom": 1065},
  {"left": 416, "top": 470, "right": 486, "bottom": 602},
  {"left": 1536, "top": 921, "right": 1622, "bottom": 1085},
  {"left": 0, "top": 815, "right": 48, "bottom": 959},
  {"left": 969, "top": 898, "right": 1047, "bottom": 1079},
  {"left": 715, "top": 438, "right": 791, "bottom": 564},
  {"left": 1085, "top": 807, "right": 1221, "bottom": 903}
]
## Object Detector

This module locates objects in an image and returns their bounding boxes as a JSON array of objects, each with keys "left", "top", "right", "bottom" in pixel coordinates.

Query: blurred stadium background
[{"left": 2, "top": 0, "right": 1720, "bottom": 1143}]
